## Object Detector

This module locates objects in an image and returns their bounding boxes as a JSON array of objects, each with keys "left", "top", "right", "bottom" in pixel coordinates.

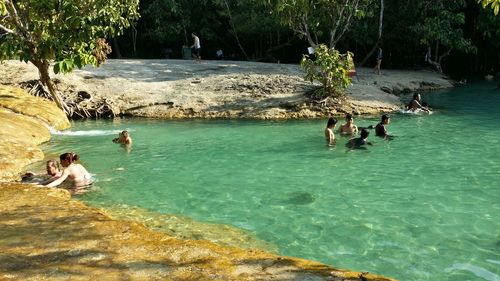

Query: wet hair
[
  {"left": 46, "top": 159, "right": 59, "bottom": 169},
  {"left": 327, "top": 117, "right": 338, "bottom": 127},
  {"left": 361, "top": 128, "right": 369, "bottom": 139},
  {"left": 381, "top": 114, "right": 389, "bottom": 122},
  {"left": 345, "top": 113, "right": 353, "bottom": 120},
  {"left": 121, "top": 130, "right": 129, "bottom": 137},
  {"left": 59, "top": 152, "right": 79, "bottom": 163},
  {"left": 413, "top": 93, "right": 420, "bottom": 99}
]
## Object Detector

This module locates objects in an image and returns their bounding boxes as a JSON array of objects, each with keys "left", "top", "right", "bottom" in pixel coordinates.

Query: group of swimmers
[
  {"left": 326, "top": 93, "right": 430, "bottom": 149},
  {"left": 325, "top": 113, "right": 391, "bottom": 149},
  {"left": 23, "top": 130, "right": 133, "bottom": 191}
]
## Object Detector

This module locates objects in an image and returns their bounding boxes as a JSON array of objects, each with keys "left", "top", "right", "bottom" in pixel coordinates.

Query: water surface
[{"left": 40, "top": 82, "right": 500, "bottom": 281}]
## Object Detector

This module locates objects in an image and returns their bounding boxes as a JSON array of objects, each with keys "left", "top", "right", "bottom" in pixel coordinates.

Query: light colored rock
[{"left": 0, "top": 59, "right": 453, "bottom": 119}]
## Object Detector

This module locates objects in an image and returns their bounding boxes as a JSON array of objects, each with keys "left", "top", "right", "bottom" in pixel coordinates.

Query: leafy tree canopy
[
  {"left": 0, "top": 0, "right": 140, "bottom": 73},
  {"left": 479, "top": 0, "right": 500, "bottom": 15},
  {"left": 0, "top": 0, "right": 140, "bottom": 113}
]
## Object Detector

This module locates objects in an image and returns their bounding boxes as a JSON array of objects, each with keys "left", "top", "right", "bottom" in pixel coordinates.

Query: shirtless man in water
[
  {"left": 325, "top": 117, "right": 338, "bottom": 146},
  {"left": 113, "top": 130, "right": 133, "bottom": 145},
  {"left": 407, "top": 93, "right": 430, "bottom": 113},
  {"left": 339, "top": 113, "right": 358, "bottom": 136},
  {"left": 46, "top": 152, "right": 91, "bottom": 188}
]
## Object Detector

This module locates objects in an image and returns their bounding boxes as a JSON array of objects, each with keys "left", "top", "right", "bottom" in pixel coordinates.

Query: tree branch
[{"left": 0, "top": 22, "right": 14, "bottom": 34}]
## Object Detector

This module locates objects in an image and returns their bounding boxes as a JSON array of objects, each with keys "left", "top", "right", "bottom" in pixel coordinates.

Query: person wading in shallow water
[
  {"left": 339, "top": 113, "right": 359, "bottom": 136},
  {"left": 45, "top": 152, "right": 92, "bottom": 188},
  {"left": 325, "top": 117, "right": 338, "bottom": 146},
  {"left": 375, "top": 114, "right": 394, "bottom": 140},
  {"left": 113, "top": 130, "right": 133, "bottom": 145},
  {"left": 347, "top": 128, "right": 372, "bottom": 149}
]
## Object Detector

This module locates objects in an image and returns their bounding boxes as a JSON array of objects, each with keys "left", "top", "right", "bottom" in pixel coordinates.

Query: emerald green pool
[{"left": 41, "top": 82, "right": 500, "bottom": 281}]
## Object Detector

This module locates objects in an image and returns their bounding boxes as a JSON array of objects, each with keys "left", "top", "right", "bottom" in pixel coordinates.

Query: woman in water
[{"left": 45, "top": 153, "right": 92, "bottom": 188}]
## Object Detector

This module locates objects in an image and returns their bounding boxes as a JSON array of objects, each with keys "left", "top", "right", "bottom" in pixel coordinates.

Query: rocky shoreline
[{"left": 0, "top": 59, "right": 454, "bottom": 119}]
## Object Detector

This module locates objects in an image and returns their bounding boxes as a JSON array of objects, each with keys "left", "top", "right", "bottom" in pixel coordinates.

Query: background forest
[{"left": 111, "top": 0, "right": 500, "bottom": 79}]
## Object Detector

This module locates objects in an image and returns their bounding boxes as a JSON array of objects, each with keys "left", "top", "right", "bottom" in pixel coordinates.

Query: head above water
[
  {"left": 360, "top": 128, "right": 370, "bottom": 139},
  {"left": 381, "top": 114, "right": 390, "bottom": 123},
  {"left": 121, "top": 130, "right": 129, "bottom": 138},
  {"left": 59, "top": 152, "right": 79, "bottom": 167},
  {"left": 46, "top": 160, "right": 60, "bottom": 176},
  {"left": 345, "top": 113, "right": 353, "bottom": 122},
  {"left": 413, "top": 93, "right": 421, "bottom": 100},
  {"left": 327, "top": 117, "right": 338, "bottom": 128}
]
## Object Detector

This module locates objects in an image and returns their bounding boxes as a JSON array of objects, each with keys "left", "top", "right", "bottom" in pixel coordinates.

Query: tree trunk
[
  {"left": 222, "top": 0, "right": 249, "bottom": 60},
  {"left": 131, "top": 26, "right": 137, "bottom": 57},
  {"left": 32, "top": 60, "right": 70, "bottom": 115},
  {"left": 360, "top": 0, "right": 384, "bottom": 66},
  {"left": 113, "top": 37, "right": 122, "bottom": 59}
]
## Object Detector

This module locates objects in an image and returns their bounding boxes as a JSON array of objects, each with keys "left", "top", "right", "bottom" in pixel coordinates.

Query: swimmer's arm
[
  {"left": 39, "top": 176, "right": 59, "bottom": 185},
  {"left": 45, "top": 170, "right": 69, "bottom": 187}
]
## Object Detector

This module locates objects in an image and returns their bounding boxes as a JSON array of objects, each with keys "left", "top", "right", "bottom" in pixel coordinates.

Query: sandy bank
[{"left": 0, "top": 59, "right": 453, "bottom": 119}]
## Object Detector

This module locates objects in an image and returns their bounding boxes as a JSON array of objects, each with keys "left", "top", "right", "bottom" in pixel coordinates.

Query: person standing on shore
[{"left": 190, "top": 32, "right": 201, "bottom": 62}]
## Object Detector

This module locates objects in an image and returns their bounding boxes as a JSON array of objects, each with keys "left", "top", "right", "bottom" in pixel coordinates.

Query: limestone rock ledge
[
  {"left": 0, "top": 85, "right": 70, "bottom": 181},
  {"left": 0, "top": 183, "right": 396, "bottom": 281}
]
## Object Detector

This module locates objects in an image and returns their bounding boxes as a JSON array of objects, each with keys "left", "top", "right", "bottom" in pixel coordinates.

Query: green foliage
[
  {"left": 269, "top": 0, "right": 373, "bottom": 48},
  {"left": 0, "top": 0, "right": 140, "bottom": 73},
  {"left": 413, "top": 1, "right": 476, "bottom": 56},
  {"left": 479, "top": 0, "right": 500, "bottom": 15},
  {"left": 300, "top": 44, "right": 352, "bottom": 99}
]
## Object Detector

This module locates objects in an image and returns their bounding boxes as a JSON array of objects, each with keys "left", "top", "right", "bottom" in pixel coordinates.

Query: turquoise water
[{"left": 40, "top": 82, "right": 500, "bottom": 281}]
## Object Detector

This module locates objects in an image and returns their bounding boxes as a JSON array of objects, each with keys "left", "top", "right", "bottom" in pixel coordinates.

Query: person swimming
[
  {"left": 22, "top": 159, "right": 63, "bottom": 184},
  {"left": 45, "top": 152, "right": 92, "bottom": 188},
  {"left": 347, "top": 128, "right": 372, "bottom": 149},
  {"left": 375, "top": 114, "right": 393, "bottom": 139},
  {"left": 339, "top": 113, "right": 359, "bottom": 136},
  {"left": 407, "top": 93, "right": 430, "bottom": 113},
  {"left": 325, "top": 117, "right": 338, "bottom": 146},
  {"left": 113, "top": 130, "right": 133, "bottom": 145}
]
